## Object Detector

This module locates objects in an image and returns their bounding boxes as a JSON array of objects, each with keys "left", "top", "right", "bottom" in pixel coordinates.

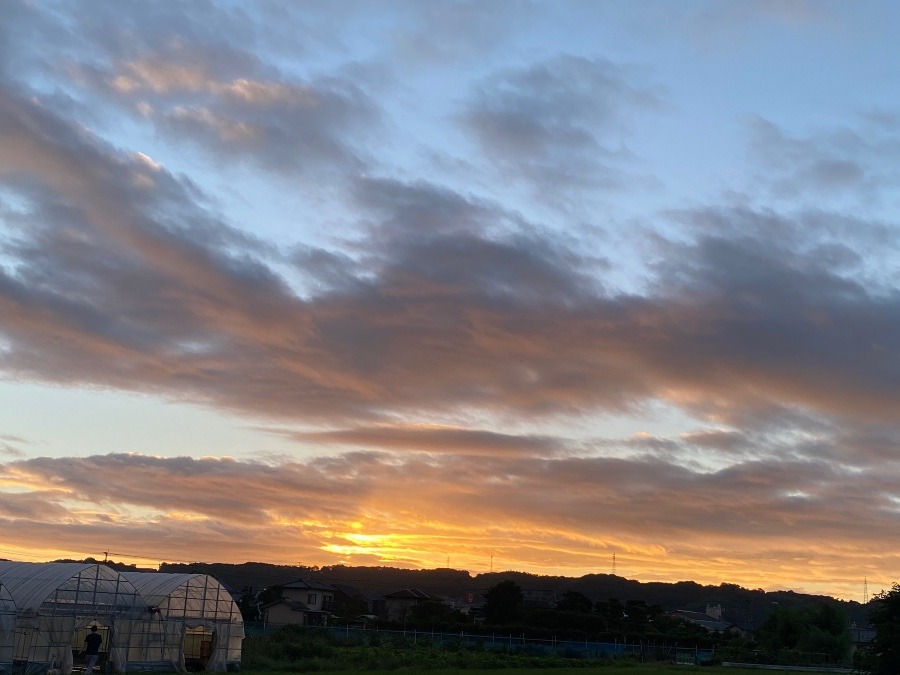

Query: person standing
[{"left": 83, "top": 625, "right": 102, "bottom": 673}]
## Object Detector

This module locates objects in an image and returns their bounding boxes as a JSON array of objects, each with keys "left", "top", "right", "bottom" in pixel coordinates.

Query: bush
[{"left": 243, "top": 624, "right": 720, "bottom": 672}]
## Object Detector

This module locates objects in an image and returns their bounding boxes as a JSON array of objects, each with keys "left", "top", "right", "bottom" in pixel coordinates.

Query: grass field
[{"left": 237, "top": 667, "right": 847, "bottom": 675}]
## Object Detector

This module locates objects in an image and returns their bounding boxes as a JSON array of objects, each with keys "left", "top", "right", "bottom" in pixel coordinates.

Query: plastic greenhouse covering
[
  {"left": 0, "top": 563, "right": 146, "bottom": 675},
  {"left": 120, "top": 573, "right": 243, "bottom": 673},
  {"left": 0, "top": 581, "right": 14, "bottom": 675},
  {"left": 0, "top": 564, "right": 244, "bottom": 675}
]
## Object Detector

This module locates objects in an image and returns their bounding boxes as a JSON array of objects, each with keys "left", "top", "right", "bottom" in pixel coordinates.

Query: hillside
[{"left": 153, "top": 561, "right": 869, "bottom": 629}]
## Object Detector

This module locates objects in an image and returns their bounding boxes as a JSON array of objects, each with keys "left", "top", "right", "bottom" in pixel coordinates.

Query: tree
[
  {"left": 484, "top": 579, "right": 524, "bottom": 624},
  {"left": 557, "top": 590, "right": 593, "bottom": 614},
  {"left": 237, "top": 585, "right": 258, "bottom": 622},
  {"left": 756, "top": 603, "right": 850, "bottom": 664},
  {"left": 866, "top": 583, "right": 900, "bottom": 675},
  {"left": 408, "top": 600, "right": 457, "bottom": 625},
  {"left": 624, "top": 600, "right": 650, "bottom": 633},
  {"left": 256, "top": 583, "right": 284, "bottom": 608}
]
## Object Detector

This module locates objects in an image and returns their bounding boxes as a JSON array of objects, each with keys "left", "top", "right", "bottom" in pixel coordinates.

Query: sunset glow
[{"left": 3, "top": 1, "right": 900, "bottom": 602}]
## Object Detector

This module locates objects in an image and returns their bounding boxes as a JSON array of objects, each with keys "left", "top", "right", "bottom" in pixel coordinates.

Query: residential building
[{"left": 381, "top": 588, "right": 445, "bottom": 622}]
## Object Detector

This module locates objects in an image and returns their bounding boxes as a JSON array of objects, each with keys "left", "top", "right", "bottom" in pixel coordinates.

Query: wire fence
[{"left": 243, "top": 623, "right": 715, "bottom": 665}]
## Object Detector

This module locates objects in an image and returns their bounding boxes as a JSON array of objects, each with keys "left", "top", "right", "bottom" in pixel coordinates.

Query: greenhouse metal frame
[
  {"left": 0, "top": 563, "right": 146, "bottom": 675},
  {"left": 0, "top": 581, "right": 15, "bottom": 675},
  {"left": 121, "top": 573, "right": 243, "bottom": 673},
  {"left": 0, "top": 564, "right": 243, "bottom": 675}
]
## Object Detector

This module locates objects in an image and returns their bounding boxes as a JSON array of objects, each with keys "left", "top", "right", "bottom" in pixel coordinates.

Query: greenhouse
[
  {"left": 0, "top": 581, "right": 14, "bottom": 675},
  {"left": 0, "top": 562, "right": 146, "bottom": 675},
  {"left": 121, "top": 573, "right": 243, "bottom": 672}
]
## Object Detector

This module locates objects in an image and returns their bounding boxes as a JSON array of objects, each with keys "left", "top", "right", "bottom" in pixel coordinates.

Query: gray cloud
[
  {"left": 460, "top": 55, "right": 664, "bottom": 198},
  {"left": 0, "top": 433, "right": 26, "bottom": 458},
  {"left": 4, "top": 86, "right": 900, "bottom": 435},
  {"left": 746, "top": 116, "right": 900, "bottom": 202},
  {"left": 2, "top": 1, "right": 378, "bottom": 178},
  {"left": 3, "top": 0, "right": 900, "bottom": 598},
  {"left": 4, "top": 448, "right": 900, "bottom": 593},
  {"left": 388, "top": 0, "right": 531, "bottom": 65},
  {"left": 288, "top": 425, "right": 566, "bottom": 458},
  {"left": 144, "top": 72, "right": 376, "bottom": 175}
]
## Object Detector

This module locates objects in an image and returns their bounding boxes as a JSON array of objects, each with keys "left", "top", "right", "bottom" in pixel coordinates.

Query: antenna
[
  {"left": 102, "top": 551, "right": 148, "bottom": 562},
  {"left": 612, "top": 552, "right": 617, "bottom": 575},
  {"left": 864, "top": 578, "right": 869, "bottom": 604},
  {"left": 490, "top": 555, "right": 493, "bottom": 573}
]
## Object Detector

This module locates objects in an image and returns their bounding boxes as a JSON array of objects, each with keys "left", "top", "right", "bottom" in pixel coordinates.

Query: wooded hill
[{"left": 143, "top": 561, "right": 869, "bottom": 629}]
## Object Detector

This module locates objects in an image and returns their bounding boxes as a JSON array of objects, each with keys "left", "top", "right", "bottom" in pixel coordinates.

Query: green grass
[{"left": 237, "top": 667, "right": 847, "bottom": 675}]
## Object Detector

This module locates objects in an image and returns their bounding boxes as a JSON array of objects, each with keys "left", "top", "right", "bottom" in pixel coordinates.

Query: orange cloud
[{"left": 1, "top": 449, "right": 895, "bottom": 599}]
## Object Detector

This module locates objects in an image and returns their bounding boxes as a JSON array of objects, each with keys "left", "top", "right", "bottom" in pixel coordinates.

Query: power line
[{"left": 0, "top": 547, "right": 50, "bottom": 561}]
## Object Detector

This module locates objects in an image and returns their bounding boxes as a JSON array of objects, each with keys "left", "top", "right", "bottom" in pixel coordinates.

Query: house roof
[
  {"left": 383, "top": 588, "right": 442, "bottom": 601},
  {"left": 851, "top": 627, "right": 876, "bottom": 643},
  {"left": 675, "top": 609, "right": 734, "bottom": 631},
  {"left": 261, "top": 598, "right": 330, "bottom": 615},
  {"left": 282, "top": 578, "right": 336, "bottom": 592},
  {"left": 331, "top": 583, "right": 367, "bottom": 600},
  {"left": 261, "top": 598, "right": 308, "bottom": 611}
]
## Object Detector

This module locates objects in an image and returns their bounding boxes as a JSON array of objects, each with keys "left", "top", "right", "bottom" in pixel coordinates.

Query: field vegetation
[
  {"left": 240, "top": 625, "right": 848, "bottom": 674},
  {"left": 238, "top": 577, "right": 870, "bottom": 672}
]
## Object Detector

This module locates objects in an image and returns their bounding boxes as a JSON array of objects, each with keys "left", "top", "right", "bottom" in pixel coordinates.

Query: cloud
[
  {"left": 4, "top": 88, "right": 900, "bottom": 434},
  {"left": 388, "top": 1, "right": 531, "bottom": 65},
  {"left": 146, "top": 73, "right": 375, "bottom": 176},
  {"left": 746, "top": 116, "right": 900, "bottom": 202},
  {"left": 611, "top": 0, "right": 837, "bottom": 53},
  {"left": 460, "top": 55, "right": 664, "bottom": 199},
  {"left": 0, "top": 433, "right": 27, "bottom": 458},
  {"left": 4, "top": 0, "right": 900, "bottom": 602},
  {"left": 2, "top": 449, "right": 898, "bottom": 596},
  {"left": 1, "top": 1, "right": 378, "bottom": 178},
  {"left": 83, "top": 49, "right": 377, "bottom": 176},
  {"left": 288, "top": 424, "right": 566, "bottom": 458}
]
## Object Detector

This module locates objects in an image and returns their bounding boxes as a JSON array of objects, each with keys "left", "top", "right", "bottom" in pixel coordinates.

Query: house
[
  {"left": 261, "top": 579, "right": 345, "bottom": 627},
  {"left": 522, "top": 588, "right": 557, "bottom": 609},
  {"left": 849, "top": 623, "right": 875, "bottom": 657},
  {"left": 328, "top": 583, "right": 371, "bottom": 618},
  {"left": 674, "top": 604, "right": 740, "bottom": 634},
  {"left": 381, "top": 588, "right": 445, "bottom": 622}
]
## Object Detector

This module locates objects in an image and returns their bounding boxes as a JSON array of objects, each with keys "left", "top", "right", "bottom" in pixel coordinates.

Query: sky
[{"left": 2, "top": 0, "right": 900, "bottom": 601}]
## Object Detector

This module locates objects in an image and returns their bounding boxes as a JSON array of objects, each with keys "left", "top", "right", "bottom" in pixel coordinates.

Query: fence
[{"left": 243, "top": 623, "right": 715, "bottom": 665}]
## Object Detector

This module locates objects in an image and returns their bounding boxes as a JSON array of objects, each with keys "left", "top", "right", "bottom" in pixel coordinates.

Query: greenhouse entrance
[
  {"left": 70, "top": 624, "right": 108, "bottom": 674},
  {"left": 182, "top": 627, "right": 213, "bottom": 672}
]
